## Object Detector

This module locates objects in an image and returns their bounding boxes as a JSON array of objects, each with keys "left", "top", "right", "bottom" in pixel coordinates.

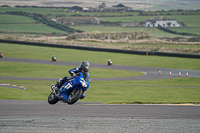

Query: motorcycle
[
  {"left": 48, "top": 72, "right": 90, "bottom": 105},
  {"left": 0, "top": 53, "right": 3, "bottom": 58}
]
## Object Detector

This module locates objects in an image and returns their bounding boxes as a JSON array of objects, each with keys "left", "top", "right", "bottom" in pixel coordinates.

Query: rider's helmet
[{"left": 80, "top": 61, "right": 90, "bottom": 72}]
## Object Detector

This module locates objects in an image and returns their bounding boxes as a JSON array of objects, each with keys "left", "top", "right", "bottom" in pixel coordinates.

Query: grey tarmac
[{"left": 0, "top": 99, "right": 200, "bottom": 133}]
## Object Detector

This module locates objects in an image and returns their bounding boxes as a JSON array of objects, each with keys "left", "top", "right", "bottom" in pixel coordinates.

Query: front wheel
[
  {"left": 48, "top": 92, "right": 58, "bottom": 104},
  {"left": 67, "top": 89, "right": 83, "bottom": 105}
]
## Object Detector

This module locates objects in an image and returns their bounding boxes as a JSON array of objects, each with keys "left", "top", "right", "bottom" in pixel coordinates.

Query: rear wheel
[
  {"left": 48, "top": 92, "right": 58, "bottom": 104},
  {"left": 67, "top": 89, "right": 83, "bottom": 105}
]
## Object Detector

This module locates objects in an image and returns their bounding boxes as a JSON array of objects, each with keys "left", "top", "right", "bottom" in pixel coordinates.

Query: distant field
[
  {"left": 0, "top": 7, "right": 200, "bottom": 56},
  {"left": 99, "top": 15, "right": 200, "bottom": 27},
  {"left": 0, "top": 14, "right": 68, "bottom": 34},
  {"left": 0, "top": 14, "right": 36, "bottom": 23},
  {"left": 68, "top": 25, "right": 194, "bottom": 38},
  {"left": 0, "top": 24, "right": 68, "bottom": 34},
  {"left": 0, "top": 7, "right": 200, "bottom": 38},
  {"left": 0, "top": 9, "right": 199, "bottom": 38},
  {"left": 0, "top": 7, "right": 139, "bottom": 16},
  {"left": 0, "top": 7, "right": 65, "bottom": 15},
  {"left": 169, "top": 27, "right": 200, "bottom": 35},
  {"left": 99, "top": 16, "right": 147, "bottom": 22}
]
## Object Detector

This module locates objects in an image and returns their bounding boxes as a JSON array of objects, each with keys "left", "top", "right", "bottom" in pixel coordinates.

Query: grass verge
[
  {"left": 1, "top": 43, "right": 200, "bottom": 70},
  {"left": 0, "top": 61, "right": 143, "bottom": 78},
  {"left": 0, "top": 77, "right": 199, "bottom": 104}
]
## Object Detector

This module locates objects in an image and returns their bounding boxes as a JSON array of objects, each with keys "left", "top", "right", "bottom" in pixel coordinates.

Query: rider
[
  {"left": 51, "top": 61, "right": 90, "bottom": 99},
  {"left": 0, "top": 51, "right": 3, "bottom": 58}
]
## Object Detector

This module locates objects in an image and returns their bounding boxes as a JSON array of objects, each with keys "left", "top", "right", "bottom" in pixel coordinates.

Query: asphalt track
[
  {"left": 0, "top": 57, "right": 200, "bottom": 132},
  {"left": 0, "top": 99, "right": 200, "bottom": 133}
]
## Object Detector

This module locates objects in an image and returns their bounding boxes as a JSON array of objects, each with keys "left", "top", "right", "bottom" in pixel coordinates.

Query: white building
[{"left": 143, "top": 17, "right": 181, "bottom": 28}]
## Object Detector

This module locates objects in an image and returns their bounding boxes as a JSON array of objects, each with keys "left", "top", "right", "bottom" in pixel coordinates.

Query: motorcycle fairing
[{"left": 56, "top": 72, "right": 89, "bottom": 102}]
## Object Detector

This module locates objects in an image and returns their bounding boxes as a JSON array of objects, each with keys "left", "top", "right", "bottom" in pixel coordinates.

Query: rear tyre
[
  {"left": 48, "top": 92, "right": 58, "bottom": 104},
  {"left": 67, "top": 89, "right": 83, "bottom": 105}
]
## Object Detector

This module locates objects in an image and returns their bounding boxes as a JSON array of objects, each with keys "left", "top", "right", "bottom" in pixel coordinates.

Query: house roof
[
  {"left": 146, "top": 17, "right": 176, "bottom": 22},
  {"left": 70, "top": 6, "right": 82, "bottom": 10},
  {"left": 113, "top": 3, "right": 126, "bottom": 7}
]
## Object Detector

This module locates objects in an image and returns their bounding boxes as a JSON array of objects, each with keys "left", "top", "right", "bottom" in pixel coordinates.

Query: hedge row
[{"left": 158, "top": 26, "right": 200, "bottom": 37}]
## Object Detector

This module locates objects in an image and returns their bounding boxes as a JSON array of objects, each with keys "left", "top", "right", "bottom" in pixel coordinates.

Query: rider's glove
[{"left": 71, "top": 72, "right": 76, "bottom": 77}]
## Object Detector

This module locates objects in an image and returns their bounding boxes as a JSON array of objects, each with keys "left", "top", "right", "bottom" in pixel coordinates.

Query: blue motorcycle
[{"left": 48, "top": 72, "right": 90, "bottom": 105}]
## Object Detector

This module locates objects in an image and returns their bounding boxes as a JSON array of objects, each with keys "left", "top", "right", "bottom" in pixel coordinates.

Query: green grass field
[
  {"left": 0, "top": 14, "right": 68, "bottom": 34},
  {"left": 1, "top": 43, "right": 200, "bottom": 70},
  {"left": 1, "top": 7, "right": 200, "bottom": 38},
  {"left": 169, "top": 27, "right": 200, "bottom": 35},
  {"left": 0, "top": 24, "right": 68, "bottom": 33},
  {"left": 0, "top": 78, "right": 199, "bottom": 104},
  {"left": 0, "top": 61, "right": 143, "bottom": 78},
  {"left": 99, "top": 14, "right": 200, "bottom": 27},
  {"left": 0, "top": 14, "right": 36, "bottom": 23},
  {"left": 0, "top": 43, "right": 200, "bottom": 104}
]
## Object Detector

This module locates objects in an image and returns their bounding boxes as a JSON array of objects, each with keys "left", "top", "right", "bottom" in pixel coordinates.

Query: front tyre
[
  {"left": 48, "top": 92, "right": 58, "bottom": 104},
  {"left": 67, "top": 89, "right": 83, "bottom": 105}
]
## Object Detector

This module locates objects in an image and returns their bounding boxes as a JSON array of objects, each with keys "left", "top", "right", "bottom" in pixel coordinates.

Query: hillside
[{"left": 1, "top": 0, "right": 200, "bottom": 11}]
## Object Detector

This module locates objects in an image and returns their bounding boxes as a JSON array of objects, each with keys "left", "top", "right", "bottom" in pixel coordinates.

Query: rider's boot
[
  {"left": 51, "top": 82, "right": 59, "bottom": 94},
  {"left": 80, "top": 93, "right": 85, "bottom": 99},
  {"left": 51, "top": 77, "right": 69, "bottom": 94}
]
